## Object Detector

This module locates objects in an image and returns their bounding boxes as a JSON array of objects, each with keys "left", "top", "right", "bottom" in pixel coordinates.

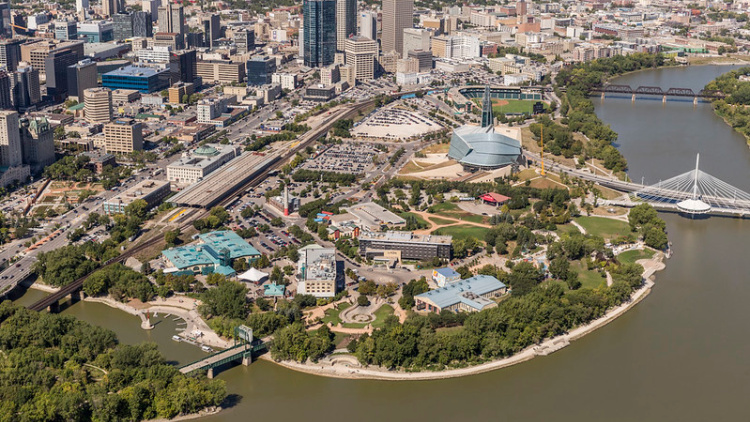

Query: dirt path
[{"left": 412, "top": 211, "right": 493, "bottom": 235}]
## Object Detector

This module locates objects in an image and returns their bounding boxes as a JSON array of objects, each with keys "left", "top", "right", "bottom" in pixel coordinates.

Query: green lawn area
[
  {"left": 370, "top": 304, "right": 395, "bottom": 329},
  {"left": 321, "top": 302, "right": 351, "bottom": 326},
  {"left": 427, "top": 216, "right": 456, "bottom": 225},
  {"left": 617, "top": 249, "right": 655, "bottom": 265},
  {"left": 400, "top": 212, "right": 429, "bottom": 228},
  {"left": 473, "top": 98, "right": 546, "bottom": 115},
  {"left": 574, "top": 216, "right": 630, "bottom": 240},
  {"left": 432, "top": 225, "right": 487, "bottom": 241},
  {"left": 430, "top": 202, "right": 460, "bottom": 213},
  {"left": 555, "top": 224, "right": 581, "bottom": 237},
  {"left": 429, "top": 202, "right": 487, "bottom": 224},
  {"left": 571, "top": 260, "right": 607, "bottom": 290}
]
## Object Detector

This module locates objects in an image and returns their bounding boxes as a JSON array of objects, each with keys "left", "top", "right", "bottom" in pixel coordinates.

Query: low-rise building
[
  {"left": 432, "top": 267, "right": 461, "bottom": 287},
  {"left": 296, "top": 245, "right": 343, "bottom": 298},
  {"left": 162, "top": 230, "right": 261, "bottom": 276},
  {"left": 102, "top": 179, "right": 171, "bottom": 215},
  {"left": 415, "top": 275, "right": 507, "bottom": 313},
  {"left": 359, "top": 231, "right": 453, "bottom": 261},
  {"left": 344, "top": 202, "right": 405, "bottom": 231},
  {"left": 167, "top": 144, "right": 239, "bottom": 185}
]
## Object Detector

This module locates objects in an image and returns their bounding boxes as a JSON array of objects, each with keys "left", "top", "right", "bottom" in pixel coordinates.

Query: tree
[
  {"left": 124, "top": 199, "right": 148, "bottom": 220},
  {"left": 164, "top": 229, "right": 180, "bottom": 247},
  {"left": 357, "top": 294, "right": 370, "bottom": 307},
  {"left": 199, "top": 280, "right": 248, "bottom": 319},
  {"left": 508, "top": 262, "right": 544, "bottom": 296}
]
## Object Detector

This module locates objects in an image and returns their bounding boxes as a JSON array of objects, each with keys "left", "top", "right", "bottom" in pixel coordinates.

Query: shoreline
[{"left": 264, "top": 257, "right": 664, "bottom": 381}]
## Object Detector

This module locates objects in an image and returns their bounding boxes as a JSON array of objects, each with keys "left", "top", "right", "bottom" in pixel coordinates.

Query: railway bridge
[{"left": 590, "top": 84, "right": 725, "bottom": 104}]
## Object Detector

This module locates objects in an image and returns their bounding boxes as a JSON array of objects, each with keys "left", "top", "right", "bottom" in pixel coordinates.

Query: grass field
[
  {"left": 473, "top": 98, "right": 547, "bottom": 115},
  {"left": 572, "top": 261, "right": 607, "bottom": 290},
  {"left": 400, "top": 212, "right": 430, "bottom": 228},
  {"left": 555, "top": 224, "right": 582, "bottom": 237},
  {"left": 427, "top": 216, "right": 456, "bottom": 225},
  {"left": 432, "top": 225, "right": 487, "bottom": 240},
  {"left": 420, "top": 143, "right": 450, "bottom": 154},
  {"left": 370, "top": 305, "right": 395, "bottom": 329},
  {"left": 574, "top": 216, "right": 630, "bottom": 240},
  {"left": 617, "top": 249, "right": 655, "bottom": 265},
  {"left": 430, "top": 202, "right": 460, "bottom": 213},
  {"left": 322, "top": 303, "right": 351, "bottom": 326},
  {"left": 429, "top": 201, "right": 488, "bottom": 224}
]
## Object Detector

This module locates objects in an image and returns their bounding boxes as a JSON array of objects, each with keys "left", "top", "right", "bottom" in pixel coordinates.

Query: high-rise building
[
  {"left": 84, "top": 87, "right": 113, "bottom": 124},
  {"left": 0, "top": 3, "right": 11, "bottom": 39},
  {"left": 303, "top": 0, "right": 336, "bottom": 68},
  {"left": 402, "top": 28, "right": 431, "bottom": 58},
  {"left": 336, "top": 0, "right": 357, "bottom": 52},
  {"left": 143, "top": 0, "right": 159, "bottom": 21},
  {"left": 407, "top": 49, "right": 432, "bottom": 72},
  {"left": 154, "top": 32, "right": 183, "bottom": 51},
  {"left": 113, "top": 13, "right": 133, "bottom": 41},
  {"left": 133, "top": 11, "right": 153, "bottom": 38},
  {"left": 381, "top": 0, "right": 413, "bottom": 56},
  {"left": 11, "top": 64, "right": 41, "bottom": 111},
  {"left": 20, "top": 116, "right": 55, "bottom": 172},
  {"left": 359, "top": 11, "right": 377, "bottom": 41},
  {"left": 246, "top": 56, "right": 276, "bottom": 86},
  {"left": 0, "top": 70, "right": 11, "bottom": 110},
  {"left": 104, "top": 119, "right": 143, "bottom": 153},
  {"left": 158, "top": 3, "right": 185, "bottom": 45},
  {"left": 44, "top": 49, "right": 81, "bottom": 101},
  {"left": 203, "top": 14, "right": 221, "bottom": 48},
  {"left": 55, "top": 21, "right": 78, "bottom": 41},
  {"left": 0, "top": 110, "right": 22, "bottom": 167},
  {"left": 21, "top": 40, "right": 84, "bottom": 76},
  {"left": 102, "top": 0, "right": 122, "bottom": 17},
  {"left": 169, "top": 49, "right": 197, "bottom": 84},
  {"left": 516, "top": 0, "right": 527, "bottom": 16},
  {"left": 195, "top": 60, "right": 244, "bottom": 84},
  {"left": 186, "top": 32, "right": 205, "bottom": 49},
  {"left": 76, "top": 0, "right": 90, "bottom": 15},
  {"left": 0, "top": 39, "right": 23, "bottom": 72},
  {"left": 66, "top": 59, "right": 97, "bottom": 101},
  {"left": 234, "top": 29, "right": 255, "bottom": 54},
  {"left": 344, "top": 36, "right": 378, "bottom": 83}
]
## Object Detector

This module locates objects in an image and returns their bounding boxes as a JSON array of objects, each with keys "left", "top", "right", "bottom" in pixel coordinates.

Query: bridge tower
[
  {"left": 675, "top": 154, "right": 711, "bottom": 214},
  {"left": 481, "top": 85, "right": 493, "bottom": 128}
]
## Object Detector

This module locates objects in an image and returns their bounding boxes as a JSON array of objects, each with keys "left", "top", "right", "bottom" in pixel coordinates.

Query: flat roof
[
  {"left": 345, "top": 202, "right": 406, "bottom": 228},
  {"left": 302, "top": 247, "right": 336, "bottom": 281},
  {"left": 105, "top": 179, "right": 170, "bottom": 207},
  {"left": 104, "top": 64, "right": 169, "bottom": 78},
  {"left": 359, "top": 230, "right": 452, "bottom": 245},
  {"left": 416, "top": 275, "right": 506, "bottom": 310},
  {"left": 167, "top": 144, "right": 237, "bottom": 170}
]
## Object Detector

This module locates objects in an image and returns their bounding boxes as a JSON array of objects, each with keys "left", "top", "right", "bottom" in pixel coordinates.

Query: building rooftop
[
  {"left": 359, "top": 231, "right": 452, "bottom": 245},
  {"left": 168, "top": 144, "right": 238, "bottom": 170},
  {"left": 434, "top": 267, "right": 460, "bottom": 278},
  {"left": 415, "top": 275, "right": 506, "bottom": 311},
  {"left": 197, "top": 230, "right": 260, "bottom": 260},
  {"left": 105, "top": 179, "right": 170, "bottom": 208},
  {"left": 302, "top": 247, "right": 337, "bottom": 281},
  {"left": 344, "top": 202, "right": 405, "bottom": 229},
  {"left": 104, "top": 64, "right": 168, "bottom": 78}
]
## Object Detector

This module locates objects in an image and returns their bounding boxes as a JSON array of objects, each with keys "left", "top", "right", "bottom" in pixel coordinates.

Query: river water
[{"left": 11, "top": 65, "right": 750, "bottom": 421}]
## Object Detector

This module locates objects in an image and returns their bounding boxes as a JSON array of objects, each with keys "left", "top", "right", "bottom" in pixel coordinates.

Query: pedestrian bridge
[{"left": 178, "top": 325, "right": 267, "bottom": 378}]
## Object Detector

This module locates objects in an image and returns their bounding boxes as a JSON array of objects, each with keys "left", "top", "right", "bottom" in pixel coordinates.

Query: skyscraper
[
  {"left": 143, "top": 0, "right": 159, "bottom": 21},
  {"left": 0, "top": 110, "right": 22, "bottom": 168},
  {"left": 336, "top": 0, "right": 357, "bottom": 52},
  {"left": 113, "top": 13, "right": 134, "bottom": 40},
  {"left": 359, "top": 11, "right": 377, "bottom": 41},
  {"left": 66, "top": 59, "right": 97, "bottom": 101},
  {"left": 0, "top": 70, "right": 12, "bottom": 110},
  {"left": 133, "top": 11, "right": 153, "bottom": 38},
  {"left": 76, "top": 0, "right": 90, "bottom": 15},
  {"left": 203, "top": 14, "right": 221, "bottom": 48},
  {"left": 303, "top": 0, "right": 336, "bottom": 68},
  {"left": 84, "top": 87, "right": 113, "bottom": 124},
  {"left": 169, "top": 49, "right": 197, "bottom": 84},
  {"left": 0, "top": 3, "right": 11, "bottom": 39},
  {"left": 381, "top": 0, "right": 413, "bottom": 56},
  {"left": 234, "top": 29, "right": 255, "bottom": 54},
  {"left": 246, "top": 56, "right": 276, "bottom": 86},
  {"left": 102, "top": 0, "right": 122, "bottom": 17},
  {"left": 344, "top": 36, "right": 378, "bottom": 83},
  {"left": 55, "top": 21, "right": 78, "bottom": 40},
  {"left": 11, "top": 64, "right": 41, "bottom": 111},
  {"left": 158, "top": 3, "right": 185, "bottom": 43},
  {"left": 0, "top": 39, "right": 23, "bottom": 72},
  {"left": 44, "top": 49, "right": 80, "bottom": 101}
]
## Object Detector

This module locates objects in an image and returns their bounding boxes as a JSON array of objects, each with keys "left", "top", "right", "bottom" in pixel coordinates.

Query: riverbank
[{"left": 264, "top": 256, "right": 665, "bottom": 381}]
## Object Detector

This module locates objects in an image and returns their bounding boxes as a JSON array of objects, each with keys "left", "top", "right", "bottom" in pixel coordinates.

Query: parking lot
[{"left": 301, "top": 143, "right": 382, "bottom": 174}]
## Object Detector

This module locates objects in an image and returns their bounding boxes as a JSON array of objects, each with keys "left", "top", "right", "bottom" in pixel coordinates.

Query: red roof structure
[{"left": 480, "top": 192, "right": 511, "bottom": 205}]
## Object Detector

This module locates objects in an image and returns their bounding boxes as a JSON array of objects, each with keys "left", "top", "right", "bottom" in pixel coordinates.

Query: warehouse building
[{"left": 415, "top": 275, "right": 507, "bottom": 313}]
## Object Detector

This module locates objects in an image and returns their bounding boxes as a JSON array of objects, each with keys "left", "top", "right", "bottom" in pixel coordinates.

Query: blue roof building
[
  {"left": 102, "top": 64, "right": 170, "bottom": 93},
  {"left": 162, "top": 230, "right": 261, "bottom": 276},
  {"left": 415, "top": 275, "right": 507, "bottom": 313}
]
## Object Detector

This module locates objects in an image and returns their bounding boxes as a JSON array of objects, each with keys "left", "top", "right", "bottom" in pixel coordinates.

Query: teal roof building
[{"left": 162, "top": 230, "right": 261, "bottom": 276}]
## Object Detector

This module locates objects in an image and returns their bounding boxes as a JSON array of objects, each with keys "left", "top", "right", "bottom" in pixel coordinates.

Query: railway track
[{"left": 27, "top": 98, "right": 379, "bottom": 312}]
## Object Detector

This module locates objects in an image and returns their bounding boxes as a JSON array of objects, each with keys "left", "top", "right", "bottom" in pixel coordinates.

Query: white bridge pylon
[{"left": 633, "top": 154, "right": 750, "bottom": 214}]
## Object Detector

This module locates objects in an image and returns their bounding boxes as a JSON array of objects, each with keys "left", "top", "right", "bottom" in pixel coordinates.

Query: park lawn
[
  {"left": 555, "top": 224, "right": 581, "bottom": 237},
  {"left": 574, "top": 216, "right": 630, "bottom": 241},
  {"left": 430, "top": 201, "right": 486, "bottom": 224},
  {"left": 400, "top": 212, "right": 430, "bottom": 229},
  {"left": 571, "top": 261, "right": 607, "bottom": 290},
  {"left": 427, "top": 216, "right": 456, "bottom": 225},
  {"left": 432, "top": 225, "right": 487, "bottom": 241},
  {"left": 430, "top": 202, "right": 460, "bottom": 213},
  {"left": 399, "top": 161, "right": 424, "bottom": 174},
  {"left": 370, "top": 304, "right": 395, "bottom": 329},
  {"left": 617, "top": 249, "right": 655, "bottom": 265},
  {"left": 420, "top": 143, "right": 450, "bottom": 154},
  {"left": 322, "top": 303, "right": 351, "bottom": 326},
  {"left": 516, "top": 168, "right": 539, "bottom": 181}
]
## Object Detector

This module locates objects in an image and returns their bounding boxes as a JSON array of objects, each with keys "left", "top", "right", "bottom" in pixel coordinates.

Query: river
[{"left": 11, "top": 65, "right": 750, "bottom": 421}]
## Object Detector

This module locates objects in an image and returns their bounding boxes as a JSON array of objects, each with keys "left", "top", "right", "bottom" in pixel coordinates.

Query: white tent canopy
[{"left": 238, "top": 268, "right": 269, "bottom": 282}]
